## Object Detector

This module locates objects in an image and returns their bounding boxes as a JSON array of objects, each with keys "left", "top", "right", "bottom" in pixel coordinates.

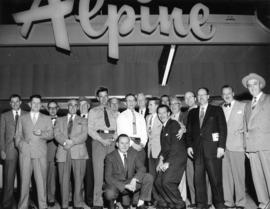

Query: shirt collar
[
  {"left": 200, "top": 103, "right": 208, "bottom": 111},
  {"left": 68, "top": 114, "right": 75, "bottom": 121},
  {"left": 12, "top": 109, "right": 21, "bottom": 116},
  {"left": 254, "top": 92, "right": 263, "bottom": 102}
]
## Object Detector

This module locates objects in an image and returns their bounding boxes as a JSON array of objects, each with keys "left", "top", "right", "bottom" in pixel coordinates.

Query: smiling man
[{"left": 242, "top": 73, "right": 270, "bottom": 209}]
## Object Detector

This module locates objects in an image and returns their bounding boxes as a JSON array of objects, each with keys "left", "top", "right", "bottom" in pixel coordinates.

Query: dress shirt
[
  {"left": 171, "top": 112, "right": 180, "bottom": 121},
  {"left": 30, "top": 111, "right": 39, "bottom": 123},
  {"left": 148, "top": 113, "right": 157, "bottom": 130},
  {"left": 118, "top": 150, "right": 127, "bottom": 167},
  {"left": 223, "top": 100, "right": 235, "bottom": 122},
  {"left": 139, "top": 108, "right": 146, "bottom": 116},
  {"left": 12, "top": 109, "right": 21, "bottom": 119},
  {"left": 200, "top": 103, "right": 208, "bottom": 113},
  {"left": 51, "top": 116, "right": 57, "bottom": 126},
  {"left": 67, "top": 114, "right": 75, "bottom": 123},
  {"left": 117, "top": 109, "right": 148, "bottom": 147},
  {"left": 252, "top": 91, "right": 263, "bottom": 106}
]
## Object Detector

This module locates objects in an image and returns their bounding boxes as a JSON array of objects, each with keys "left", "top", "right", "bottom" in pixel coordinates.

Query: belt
[
  {"left": 130, "top": 137, "right": 141, "bottom": 145},
  {"left": 97, "top": 130, "right": 115, "bottom": 134}
]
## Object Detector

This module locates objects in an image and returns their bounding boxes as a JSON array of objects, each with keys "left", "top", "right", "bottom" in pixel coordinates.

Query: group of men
[{"left": 0, "top": 72, "right": 270, "bottom": 209}]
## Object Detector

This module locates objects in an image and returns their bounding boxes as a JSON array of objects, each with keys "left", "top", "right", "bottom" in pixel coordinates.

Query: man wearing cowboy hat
[{"left": 242, "top": 73, "right": 270, "bottom": 209}]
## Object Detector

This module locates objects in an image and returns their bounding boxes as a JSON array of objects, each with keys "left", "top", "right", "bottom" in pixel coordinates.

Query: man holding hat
[{"left": 242, "top": 73, "right": 270, "bottom": 209}]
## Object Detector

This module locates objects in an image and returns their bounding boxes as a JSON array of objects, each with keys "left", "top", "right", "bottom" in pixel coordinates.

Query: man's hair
[
  {"left": 221, "top": 85, "right": 234, "bottom": 92},
  {"left": 116, "top": 134, "right": 130, "bottom": 143},
  {"left": 10, "top": 94, "right": 21, "bottom": 101},
  {"left": 185, "top": 91, "right": 196, "bottom": 98},
  {"left": 157, "top": 104, "right": 171, "bottom": 114},
  {"left": 30, "top": 94, "right": 42, "bottom": 101},
  {"left": 125, "top": 93, "right": 136, "bottom": 101},
  {"left": 197, "top": 87, "right": 210, "bottom": 95},
  {"left": 170, "top": 96, "right": 181, "bottom": 104},
  {"left": 47, "top": 100, "right": 59, "bottom": 108},
  {"left": 109, "top": 97, "right": 119, "bottom": 103},
  {"left": 148, "top": 97, "right": 160, "bottom": 106},
  {"left": 96, "top": 87, "right": 109, "bottom": 97},
  {"left": 160, "top": 94, "right": 169, "bottom": 99}
]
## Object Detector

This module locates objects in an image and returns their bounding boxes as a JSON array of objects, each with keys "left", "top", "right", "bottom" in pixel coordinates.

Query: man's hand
[
  {"left": 176, "top": 129, "right": 184, "bottom": 140},
  {"left": 160, "top": 162, "right": 169, "bottom": 172},
  {"left": 156, "top": 159, "right": 163, "bottom": 172},
  {"left": 33, "top": 129, "right": 42, "bottom": 136},
  {"left": 217, "top": 147, "right": 224, "bottom": 158},
  {"left": 187, "top": 147, "right": 194, "bottom": 159},
  {"left": 125, "top": 178, "right": 137, "bottom": 192},
  {"left": 64, "top": 139, "right": 73, "bottom": 150},
  {"left": 1, "top": 150, "right": 6, "bottom": 160},
  {"left": 132, "top": 143, "right": 143, "bottom": 151}
]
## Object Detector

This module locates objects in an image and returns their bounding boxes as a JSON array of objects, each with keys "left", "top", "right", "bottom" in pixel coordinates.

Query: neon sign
[{"left": 13, "top": 0, "right": 216, "bottom": 59}]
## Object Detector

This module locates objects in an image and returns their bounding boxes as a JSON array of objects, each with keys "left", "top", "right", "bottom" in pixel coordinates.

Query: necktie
[
  {"left": 14, "top": 111, "right": 19, "bottom": 134},
  {"left": 51, "top": 118, "right": 56, "bottom": 126},
  {"left": 148, "top": 115, "right": 153, "bottom": 131},
  {"left": 224, "top": 103, "right": 231, "bottom": 107},
  {"left": 104, "top": 107, "right": 110, "bottom": 127},
  {"left": 199, "top": 107, "right": 205, "bottom": 127},
  {"left": 67, "top": 116, "right": 73, "bottom": 138},
  {"left": 251, "top": 97, "right": 257, "bottom": 110},
  {"left": 123, "top": 153, "right": 128, "bottom": 179},
  {"left": 32, "top": 113, "right": 37, "bottom": 124},
  {"left": 132, "top": 110, "right": 137, "bottom": 135},
  {"left": 140, "top": 109, "right": 143, "bottom": 115}
]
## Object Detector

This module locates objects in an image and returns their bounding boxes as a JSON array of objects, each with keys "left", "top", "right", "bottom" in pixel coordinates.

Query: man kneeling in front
[{"left": 104, "top": 134, "right": 153, "bottom": 209}]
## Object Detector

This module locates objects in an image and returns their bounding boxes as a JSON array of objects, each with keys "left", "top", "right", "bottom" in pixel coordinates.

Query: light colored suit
[
  {"left": 244, "top": 93, "right": 270, "bottom": 209},
  {"left": 15, "top": 112, "right": 53, "bottom": 209},
  {"left": 0, "top": 110, "right": 26, "bottom": 209},
  {"left": 54, "top": 115, "right": 88, "bottom": 208},
  {"left": 222, "top": 100, "right": 246, "bottom": 207}
]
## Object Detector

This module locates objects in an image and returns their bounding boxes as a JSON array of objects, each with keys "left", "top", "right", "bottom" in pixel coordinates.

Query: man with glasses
[
  {"left": 186, "top": 88, "right": 227, "bottom": 209},
  {"left": 54, "top": 99, "right": 88, "bottom": 209}
]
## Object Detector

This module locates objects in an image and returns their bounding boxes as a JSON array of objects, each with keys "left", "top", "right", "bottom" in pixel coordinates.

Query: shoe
[
  {"left": 74, "top": 207, "right": 84, "bottom": 209},
  {"left": 61, "top": 208, "right": 68, "bottom": 209},
  {"left": 235, "top": 207, "right": 245, "bottom": 209},
  {"left": 93, "top": 206, "right": 103, "bottom": 209},
  {"left": 225, "top": 205, "right": 235, "bottom": 208},
  {"left": 188, "top": 203, "right": 197, "bottom": 208},
  {"left": 145, "top": 201, "right": 153, "bottom": 206},
  {"left": 136, "top": 204, "right": 148, "bottom": 209},
  {"left": 48, "top": 202, "right": 55, "bottom": 207},
  {"left": 122, "top": 205, "right": 130, "bottom": 209}
]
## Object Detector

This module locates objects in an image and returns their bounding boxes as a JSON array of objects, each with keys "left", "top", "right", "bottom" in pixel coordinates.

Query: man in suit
[
  {"left": 183, "top": 91, "right": 212, "bottom": 209},
  {"left": 155, "top": 105, "right": 187, "bottom": 209},
  {"left": 46, "top": 100, "right": 59, "bottom": 207},
  {"left": 160, "top": 95, "right": 170, "bottom": 106},
  {"left": 104, "top": 134, "right": 153, "bottom": 209},
  {"left": 136, "top": 93, "right": 149, "bottom": 118},
  {"left": 0, "top": 94, "right": 25, "bottom": 209},
  {"left": 186, "top": 87, "right": 227, "bottom": 209},
  {"left": 242, "top": 73, "right": 270, "bottom": 209},
  {"left": 79, "top": 96, "right": 94, "bottom": 207},
  {"left": 146, "top": 97, "right": 162, "bottom": 204},
  {"left": 88, "top": 87, "right": 117, "bottom": 209},
  {"left": 54, "top": 99, "right": 88, "bottom": 209},
  {"left": 221, "top": 85, "right": 246, "bottom": 209},
  {"left": 15, "top": 95, "right": 54, "bottom": 209},
  {"left": 109, "top": 97, "right": 120, "bottom": 118}
]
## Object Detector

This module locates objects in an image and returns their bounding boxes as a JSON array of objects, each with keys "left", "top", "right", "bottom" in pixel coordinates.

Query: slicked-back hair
[
  {"left": 96, "top": 87, "right": 109, "bottom": 97},
  {"left": 221, "top": 85, "right": 234, "bottom": 93},
  {"left": 116, "top": 134, "right": 130, "bottom": 143},
  {"left": 148, "top": 97, "right": 160, "bottom": 106},
  {"left": 125, "top": 93, "right": 136, "bottom": 101},
  {"left": 10, "top": 94, "right": 21, "bottom": 101},
  {"left": 157, "top": 104, "right": 172, "bottom": 115},
  {"left": 197, "top": 87, "right": 210, "bottom": 95},
  {"left": 47, "top": 100, "right": 59, "bottom": 108},
  {"left": 30, "top": 94, "right": 42, "bottom": 102}
]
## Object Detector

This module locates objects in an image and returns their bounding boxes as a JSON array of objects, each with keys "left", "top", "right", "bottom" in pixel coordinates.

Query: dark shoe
[
  {"left": 74, "top": 207, "right": 84, "bottom": 209},
  {"left": 61, "top": 208, "right": 68, "bottom": 209},
  {"left": 136, "top": 204, "right": 148, "bottom": 209},
  {"left": 93, "top": 206, "right": 103, "bottom": 209},
  {"left": 69, "top": 201, "right": 73, "bottom": 206},
  {"left": 236, "top": 207, "right": 245, "bottom": 209},
  {"left": 225, "top": 205, "right": 235, "bottom": 208},
  {"left": 145, "top": 201, "right": 153, "bottom": 206},
  {"left": 48, "top": 202, "right": 55, "bottom": 207},
  {"left": 122, "top": 205, "right": 130, "bottom": 209},
  {"left": 188, "top": 203, "right": 197, "bottom": 208}
]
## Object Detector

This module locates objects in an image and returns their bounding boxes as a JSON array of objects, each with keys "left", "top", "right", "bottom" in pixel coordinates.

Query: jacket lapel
[
  {"left": 248, "top": 93, "right": 265, "bottom": 126},
  {"left": 227, "top": 101, "right": 238, "bottom": 125},
  {"left": 115, "top": 151, "right": 125, "bottom": 172},
  {"left": 201, "top": 105, "right": 211, "bottom": 128},
  {"left": 8, "top": 111, "right": 16, "bottom": 126}
]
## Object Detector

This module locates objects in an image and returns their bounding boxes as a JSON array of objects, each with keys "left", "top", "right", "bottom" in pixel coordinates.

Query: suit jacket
[
  {"left": 159, "top": 119, "right": 187, "bottom": 164},
  {"left": 47, "top": 118, "right": 58, "bottom": 162},
  {"left": 105, "top": 148, "right": 146, "bottom": 192},
  {"left": 244, "top": 93, "right": 270, "bottom": 152},
  {"left": 0, "top": 110, "right": 27, "bottom": 159},
  {"left": 15, "top": 112, "right": 54, "bottom": 159},
  {"left": 54, "top": 115, "right": 88, "bottom": 162},
  {"left": 222, "top": 101, "right": 246, "bottom": 152},
  {"left": 146, "top": 114, "right": 162, "bottom": 158},
  {"left": 186, "top": 104, "right": 227, "bottom": 159}
]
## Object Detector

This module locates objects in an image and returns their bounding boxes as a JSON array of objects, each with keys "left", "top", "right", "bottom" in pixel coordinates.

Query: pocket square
[
  {"left": 237, "top": 110, "right": 243, "bottom": 114},
  {"left": 165, "top": 133, "right": 169, "bottom": 136}
]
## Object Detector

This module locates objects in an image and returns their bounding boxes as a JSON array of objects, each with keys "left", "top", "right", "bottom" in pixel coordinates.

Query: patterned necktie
[
  {"left": 224, "top": 103, "right": 231, "bottom": 108},
  {"left": 67, "top": 116, "right": 73, "bottom": 138},
  {"left": 14, "top": 111, "right": 19, "bottom": 134},
  {"left": 32, "top": 113, "right": 37, "bottom": 124},
  {"left": 251, "top": 97, "right": 257, "bottom": 110},
  {"left": 104, "top": 107, "right": 110, "bottom": 127},
  {"left": 199, "top": 107, "right": 205, "bottom": 127},
  {"left": 123, "top": 153, "right": 128, "bottom": 179},
  {"left": 148, "top": 115, "right": 153, "bottom": 132},
  {"left": 132, "top": 110, "right": 137, "bottom": 135}
]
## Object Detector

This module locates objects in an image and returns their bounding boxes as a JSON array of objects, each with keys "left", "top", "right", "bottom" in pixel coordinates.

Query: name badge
[{"left": 212, "top": 133, "right": 219, "bottom": 142}]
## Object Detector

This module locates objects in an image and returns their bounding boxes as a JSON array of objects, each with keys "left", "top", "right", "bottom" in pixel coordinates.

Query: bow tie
[
  {"left": 51, "top": 117, "right": 57, "bottom": 120},
  {"left": 224, "top": 103, "right": 231, "bottom": 107}
]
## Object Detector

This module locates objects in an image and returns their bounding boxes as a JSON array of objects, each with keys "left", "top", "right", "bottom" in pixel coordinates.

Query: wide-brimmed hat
[
  {"left": 242, "top": 73, "right": 266, "bottom": 89},
  {"left": 78, "top": 96, "right": 90, "bottom": 103}
]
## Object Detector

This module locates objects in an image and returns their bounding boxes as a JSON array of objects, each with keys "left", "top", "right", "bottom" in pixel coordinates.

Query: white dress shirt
[
  {"left": 118, "top": 150, "right": 127, "bottom": 167},
  {"left": 139, "top": 108, "right": 146, "bottom": 116},
  {"left": 223, "top": 100, "right": 235, "bottom": 122},
  {"left": 67, "top": 114, "right": 75, "bottom": 123},
  {"left": 30, "top": 111, "right": 39, "bottom": 123},
  {"left": 117, "top": 109, "right": 148, "bottom": 147},
  {"left": 171, "top": 112, "right": 180, "bottom": 121},
  {"left": 12, "top": 109, "right": 21, "bottom": 119}
]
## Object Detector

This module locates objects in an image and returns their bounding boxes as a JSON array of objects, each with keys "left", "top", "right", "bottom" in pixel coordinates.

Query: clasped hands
[
  {"left": 156, "top": 158, "right": 169, "bottom": 172},
  {"left": 63, "top": 139, "right": 74, "bottom": 150},
  {"left": 125, "top": 178, "right": 138, "bottom": 192}
]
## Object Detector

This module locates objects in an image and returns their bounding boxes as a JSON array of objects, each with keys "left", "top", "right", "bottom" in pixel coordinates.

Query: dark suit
[
  {"left": 0, "top": 110, "right": 26, "bottom": 209},
  {"left": 186, "top": 105, "right": 227, "bottom": 209},
  {"left": 155, "top": 119, "right": 187, "bottom": 209},
  {"left": 104, "top": 148, "right": 153, "bottom": 206}
]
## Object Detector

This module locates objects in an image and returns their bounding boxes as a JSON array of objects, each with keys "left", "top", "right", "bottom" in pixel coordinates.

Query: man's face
[
  {"left": 137, "top": 94, "right": 146, "bottom": 109},
  {"left": 161, "top": 97, "right": 170, "bottom": 106},
  {"left": 222, "top": 88, "right": 234, "bottom": 104},
  {"left": 97, "top": 91, "right": 109, "bottom": 106},
  {"left": 110, "top": 98, "right": 119, "bottom": 112},
  {"left": 79, "top": 101, "right": 89, "bottom": 115},
  {"left": 170, "top": 99, "right": 181, "bottom": 114},
  {"left": 184, "top": 92, "right": 196, "bottom": 107},
  {"left": 126, "top": 95, "right": 137, "bottom": 110},
  {"left": 148, "top": 100, "right": 158, "bottom": 114},
  {"left": 48, "top": 102, "right": 58, "bottom": 117},
  {"left": 68, "top": 100, "right": 78, "bottom": 115},
  {"left": 10, "top": 97, "right": 21, "bottom": 111},
  {"left": 197, "top": 89, "right": 209, "bottom": 106},
  {"left": 247, "top": 79, "right": 262, "bottom": 97},
  {"left": 30, "top": 98, "right": 41, "bottom": 112},
  {"left": 158, "top": 107, "right": 170, "bottom": 124},
  {"left": 117, "top": 136, "right": 130, "bottom": 153}
]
